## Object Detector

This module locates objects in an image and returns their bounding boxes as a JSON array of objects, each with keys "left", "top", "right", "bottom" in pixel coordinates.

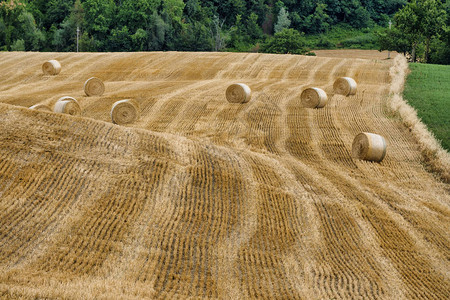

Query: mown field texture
[
  {"left": 0, "top": 51, "right": 448, "bottom": 299},
  {"left": 403, "top": 63, "right": 450, "bottom": 151}
]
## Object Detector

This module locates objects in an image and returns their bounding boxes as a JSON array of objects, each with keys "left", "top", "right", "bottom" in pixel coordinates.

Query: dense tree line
[
  {"left": 377, "top": 0, "right": 449, "bottom": 64},
  {"left": 0, "top": 0, "right": 447, "bottom": 64}
]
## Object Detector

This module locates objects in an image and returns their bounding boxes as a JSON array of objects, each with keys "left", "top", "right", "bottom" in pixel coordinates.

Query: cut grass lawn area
[{"left": 403, "top": 63, "right": 450, "bottom": 151}]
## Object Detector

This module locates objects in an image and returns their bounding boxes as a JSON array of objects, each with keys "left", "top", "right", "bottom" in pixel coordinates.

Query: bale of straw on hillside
[
  {"left": 226, "top": 83, "right": 251, "bottom": 103},
  {"left": 111, "top": 99, "right": 140, "bottom": 125},
  {"left": 42, "top": 60, "right": 61, "bottom": 75},
  {"left": 333, "top": 77, "right": 357, "bottom": 96},
  {"left": 57, "top": 96, "right": 79, "bottom": 105},
  {"left": 84, "top": 77, "right": 105, "bottom": 96},
  {"left": 301, "top": 87, "right": 328, "bottom": 108},
  {"left": 29, "top": 104, "right": 52, "bottom": 112},
  {"left": 352, "top": 132, "right": 387, "bottom": 162},
  {"left": 54, "top": 97, "right": 81, "bottom": 116}
]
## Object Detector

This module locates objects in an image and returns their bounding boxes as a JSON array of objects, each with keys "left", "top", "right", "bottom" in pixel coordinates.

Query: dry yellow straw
[
  {"left": 352, "top": 132, "right": 387, "bottom": 162},
  {"left": 84, "top": 77, "right": 105, "bottom": 96},
  {"left": 29, "top": 104, "right": 52, "bottom": 112},
  {"left": 333, "top": 77, "right": 357, "bottom": 96},
  {"left": 301, "top": 87, "right": 328, "bottom": 108},
  {"left": 54, "top": 96, "right": 81, "bottom": 116},
  {"left": 226, "top": 83, "right": 252, "bottom": 103},
  {"left": 111, "top": 99, "right": 140, "bottom": 125},
  {"left": 42, "top": 60, "right": 61, "bottom": 75}
]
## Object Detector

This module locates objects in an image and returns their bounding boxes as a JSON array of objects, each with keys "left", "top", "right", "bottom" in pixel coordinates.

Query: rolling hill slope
[{"left": 0, "top": 51, "right": 448, "bottom": 299}]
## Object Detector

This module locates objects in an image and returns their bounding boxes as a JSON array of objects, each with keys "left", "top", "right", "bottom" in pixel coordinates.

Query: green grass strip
[{"left": 403, "top": 63, "right": 450, "bottom": 151}]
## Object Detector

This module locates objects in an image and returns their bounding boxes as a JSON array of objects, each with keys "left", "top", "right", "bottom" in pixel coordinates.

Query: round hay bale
[
  {"left": 301, "top": 87, "right": 328, "bottom": 108},
  {"left": 54, "top": 100, "right": 81, "bottom": 116},
  {"left": 333, "top": 77, "right": 357, "bottom": 96},
  {"left": 111, "top": 99, "right": 140, "bottom": 125},
  {"left": 29, "top": 104, "right": 52, "bottom": 112},
  {"left": 84, "top": 77, "right": 105, "bottom": 96},
  {"left": 226, "top": 83, "right": 251, "bottom": 103},
  {"left": 42, "top": 60, "right": 61, "bottom": 75},
  {"left": 352, "top": 132, "right": 387, "bottom": 162}
]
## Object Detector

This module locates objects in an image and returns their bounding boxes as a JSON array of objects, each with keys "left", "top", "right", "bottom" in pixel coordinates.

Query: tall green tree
[
  {"left": 83, "top": 0, "right": 116, "bottom": 51},
  {"left": 303, "top": 2, "right": 332, "bottom": 34},
  {"left": 395, "top": 0, "right": 447, "bottom": 62},
  {"left": 376, "top": 26, "right": 412, "bottom": 55},
  {"left": 0, "top": 0, "right": 26, "bottom": 49},
  {"left": 180, "top": 0, "right": 213, "bottom": 51},
  {"left": 274, "top": 6, "right": 290, "bottom": 33}
]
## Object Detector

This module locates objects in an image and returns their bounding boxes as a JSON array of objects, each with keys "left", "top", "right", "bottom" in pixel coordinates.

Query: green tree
[
  {"left": 51, "top": 0, "right": 85, "bottom": 52},
  {"left": 79, "top": 30, "right": 96, "bottom": 51},
  {"left": 131, "top": 28, "right": 148, "bottom": 51},
  {"left": 260, "top": 28, "right": 307, "bottom": 54},
  {"left": 45, "top": 0, "right": 74, "bottom": 30},
  {"left": 274, "top": 6, "right": 290, "bottom": 33},
  {"left": 147, "top": 11, "right": 169, "bottom": 50},
  {"left": 178, "top": 21, "right": 212, "bottom": 51},
  {"left": 18, "top": 11, "right": 45, "bottom": 51},
  {"left": 395, "top": 0, "right": 447, "bottom": 62},
  {"left": 83, "top": 0, "right": 116, "bottom": 51},
  {"left": 52, "top": 17, "right": 76, "bottom": 51},
  {"left": 247, "top": 12, "right": 263, "bottom": 40},
  {"left": 304, "top": 3, "right": 332, "bottom": 34},
  {"left": 0, "top": 17, "right": 5, "bottom": 50},
  {"left": 116, "top": 0, "right": 160, "bottom": 32},
  {"left": 377, "top": 26, "right": 411, "bottom": 55},
  {"left": 0, "top": 0, "right": 26, "bottom": 49},
  {"left": 71, "top": 0, "right": 84, "bottom": 27},
  {"left": 162, "top": 0, "right": 185, "bottom": 25},
  {"left": 229, "top": 14, "right": 246, "bottom": 49},
  {"left": 210, "top": 15, "right": 226, "bottom": 51},
  {"left": 159, "top": 0, "right": 185, "bottom": 50},
  {"left": 181, "top": 0, "right": 213, "bottom": 51},
  {"left": 10, "top": 38, "right": 24, "bottom": 50},
  {"left": 109, "top": 25, "right": 132, "bottom": 51}
]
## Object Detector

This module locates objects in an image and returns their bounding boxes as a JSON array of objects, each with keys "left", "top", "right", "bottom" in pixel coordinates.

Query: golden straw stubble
[
  {"left": 29, "top": 104, "right": 52, "bottom": 112},
  {"left": 42, "top": 60, "right": 61, "bottom": 75},
  {"left": 84, "top": 77, "right": 105, "bottom": 96},
  {"left": 53, "top": 96, "right": 81, "bottom": 116},
  {"left": 226, "top": 83, "right": 252, "bottom": 103},
  {"left": 111, "top": 99, "right": 140, "bottom": 125},
  {"left": 333, "top": 77, "right": 357, "bottom": 96},
  {"left": 301, "top": 87, "right": 328, "bottom": 108},
  {"left": 352, "top": 132, "right": 387, "bottom": 162}
]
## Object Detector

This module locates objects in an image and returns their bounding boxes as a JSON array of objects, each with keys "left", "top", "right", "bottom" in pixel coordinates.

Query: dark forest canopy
[{"left": 0, "top": 0, "right": 448, "bottom": 63}]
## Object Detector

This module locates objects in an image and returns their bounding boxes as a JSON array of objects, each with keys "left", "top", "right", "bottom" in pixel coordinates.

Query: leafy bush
[
  {"left": 340, "top": 34, "right": 377, "bottom": 49},
  {"left": 305, "top": 24, "right": 382, "bottom": 50},
  {"left": 315, "top": 36, "right": 335, "bottom": 49},
  {"left": 10, "top": 39, "right": 25, "bottom": 51},
  {"left": 260, "top": 28, "right": 307, "bottom": 54}
]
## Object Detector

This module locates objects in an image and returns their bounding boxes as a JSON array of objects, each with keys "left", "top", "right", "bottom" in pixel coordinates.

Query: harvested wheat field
[{"left": 0, "top": 51, "right": 448, "bottom": 299}]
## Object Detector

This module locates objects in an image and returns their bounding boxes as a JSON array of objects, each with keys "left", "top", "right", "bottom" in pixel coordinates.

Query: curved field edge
[{"left": 388, "top": 55, "right": 450, "bottom": 183}]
